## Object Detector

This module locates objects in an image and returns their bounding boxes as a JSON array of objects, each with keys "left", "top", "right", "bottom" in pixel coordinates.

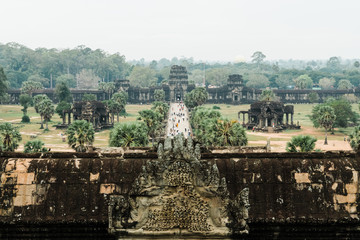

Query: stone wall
[{"left": 1, "top": 150, "right": 360, "bottom": 238}]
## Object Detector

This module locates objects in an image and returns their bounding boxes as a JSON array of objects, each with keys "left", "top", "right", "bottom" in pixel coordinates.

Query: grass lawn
[
  {"left": 0, "top": 104, "right": 152, "bottom": 151},
  {"left": 0, "top": 103, "right": 358, "bottom": 152}
]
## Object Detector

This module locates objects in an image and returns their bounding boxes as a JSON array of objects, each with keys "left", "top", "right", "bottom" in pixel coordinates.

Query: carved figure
[
  {"left": 108, "top": 134, "right": 250, "bottom": 237},
  {"left": 108, "top": 195, "right": 133, "bottom": 233}
]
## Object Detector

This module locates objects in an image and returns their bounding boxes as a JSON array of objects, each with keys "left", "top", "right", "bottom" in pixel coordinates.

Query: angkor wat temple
[{"left": 6, "top": 65, "right": 360, "bottom": 104}]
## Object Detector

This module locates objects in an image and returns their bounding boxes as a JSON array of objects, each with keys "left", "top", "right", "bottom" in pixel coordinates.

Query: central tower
[{"left": 168, "top": 65, "right": 188, "bottom": 102}]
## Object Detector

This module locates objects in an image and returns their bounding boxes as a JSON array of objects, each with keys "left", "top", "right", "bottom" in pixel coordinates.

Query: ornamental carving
[{"left": 108, "top": 134, "right": 249, "bottom": 237}]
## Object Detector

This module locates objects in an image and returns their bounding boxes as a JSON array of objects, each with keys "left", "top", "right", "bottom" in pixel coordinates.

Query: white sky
[{"left": 0, "top": 0, "right": 359, "bottom": 62}]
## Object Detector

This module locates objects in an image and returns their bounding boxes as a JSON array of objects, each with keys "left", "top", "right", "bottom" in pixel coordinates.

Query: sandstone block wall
[{"left": 1, "top": 151, "right": 359, "bottom": 229}]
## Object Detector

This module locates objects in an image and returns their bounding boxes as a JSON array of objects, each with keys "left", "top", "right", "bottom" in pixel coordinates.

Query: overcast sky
[{"left": 0, "top": 0, "right": 359, "bottom": 62}]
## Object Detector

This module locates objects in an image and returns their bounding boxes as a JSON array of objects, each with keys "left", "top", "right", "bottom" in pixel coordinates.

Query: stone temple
[
  {"left": 58, "top": 100, "right": 113, "bottom": 130},
  {"left": 239, "top": 100, "right": 300, "bottom": 132}
]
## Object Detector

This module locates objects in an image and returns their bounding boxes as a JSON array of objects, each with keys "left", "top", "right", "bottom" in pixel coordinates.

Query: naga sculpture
[{"left": 108, "top": 134, "right": 249, "bottom": 238}]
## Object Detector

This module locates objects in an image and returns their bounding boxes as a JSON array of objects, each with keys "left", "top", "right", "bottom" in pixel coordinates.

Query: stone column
[
  {"left": 265, "top": 118, "right": 268, "bottom": 127},
  {"left": 68, "top": 112, "right": 71, "bottom": 124},
  {"left": 291, "top": 113, "right": 293, "bottom": 125},
  {"left": 242, "top": 113, "right": 245, "bottom": 124},
  {"left": 170, "top": 90, "right": 174, "bottom": 103},
  {"left": 286, "top": 113, "right": 289, "bottom": 125},
  {"left": 248, "top": 114, "right": 250, "bottom": 124}
]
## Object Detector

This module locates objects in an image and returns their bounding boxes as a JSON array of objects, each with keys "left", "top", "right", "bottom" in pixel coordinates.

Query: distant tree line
[{"left": 1, "top": 43, "right": 360, "bottom": 100}]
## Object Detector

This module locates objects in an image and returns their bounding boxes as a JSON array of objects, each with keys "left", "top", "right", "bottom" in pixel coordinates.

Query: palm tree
[
  {"left": 111, "top": 92, "right": 128, "bottom": 122},
  {"left": 38, "top": 99, "right": 54, "bottom": 130},
  {"left": 66, "top": 120, "right": 95, "bottom": 152},
  {"left": 152, "top": 101, "right": 169, "bottom": 120},
  {"left": 109, "top": 122, "right": 148, "bottom": 147},
  {"left": 349, "top": 126, "right": 360, "bottom": 152},
  {"left": 21, "top": 80, "right": 43, "bottom": 96},
  {"left": 286, "top": 135, "right": 317, "bottom": 152},
  {"left": 0, "top": 123, "right": 22, "bottom": 152},
  {"left": 139, "top": 110, "right": 162, "bottom": 145},
  {"left": 215, "top": 119, "right": 248, "bottom": 146},
  {"left": 33, "top": 94, "right": 49, "bottom": 129},
  {"left": 216, "top": 119, "right": 236, "bottom": 146},
  {"left": 24, "top": 140, "right": 48, "bottom": 153},
  {"left": 316, "top": 105, "right": 336, "bottom": 145},
  {"left": 260, "top": 89, "right": 277, "bottom": 101},
  {"left": 106, "top": 82, "right": 116, "bottom": 100},
  {"left": 99, "top": 82, "right": 116, "bottom": 100}
]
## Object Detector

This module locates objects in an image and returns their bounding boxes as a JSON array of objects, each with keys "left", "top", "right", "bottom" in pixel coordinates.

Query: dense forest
[{"left": 0, "top": 42, "right": 360, "bottom": 91}]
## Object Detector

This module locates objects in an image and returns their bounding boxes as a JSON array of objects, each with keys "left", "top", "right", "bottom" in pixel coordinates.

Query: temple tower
[
  {"left": 227, "top": 74, "right": 244, "bottom": 103},
  {"left": 168, "top": 65, "right": 188, "bottom": 102}
]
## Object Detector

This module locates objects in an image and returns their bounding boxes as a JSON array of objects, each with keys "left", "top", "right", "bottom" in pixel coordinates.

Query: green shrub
[
  {"left": 212, "top": 105, "right": 221, "bottom": 110},
  {"left": 66, "top": 120, "right": 95, "bottom": 152},
  {"left": 109, "top": 122, "right": 149, "bottom": 147},
  {"left": 286, "top": 135, "right": 317, "bottom": 152},
  {"left": 21, "top": 115, "right": 30, "bottom": 123},
  {"left": 24, "top": 140, "right": 48, "bottom": 153}
]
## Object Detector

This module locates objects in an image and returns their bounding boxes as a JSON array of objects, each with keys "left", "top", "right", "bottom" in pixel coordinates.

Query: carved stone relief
[{"left": 108, "top": 134, "right": 249, "bottom": 237}]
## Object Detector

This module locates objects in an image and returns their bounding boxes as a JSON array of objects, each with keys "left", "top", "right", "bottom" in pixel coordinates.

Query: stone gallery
[{"left": 7, "top": 65, "right": 360, "bottom": 105}]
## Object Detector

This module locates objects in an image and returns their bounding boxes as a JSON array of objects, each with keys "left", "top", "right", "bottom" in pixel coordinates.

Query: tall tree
[
  {"left": 318, "top": 77, "right": 335, "bottom": 90},
  {"left": 0, "top": 65, "right": 9, "bottom": 98},
  {"left": 128, "top": 66, "right": 157, "bottom": 87},
  {"left": 205, "top": 68, "right": 231, "bottom": 86},
  {"left": 38, "top": 99, "right": 54, "bottom": 130},
  {"left": 139, "top": 109, "right": 162, "bottom": 145},
  {"left": 315, "top": 105, "right": 336, "bottom": 145},
  {"left": 99, "top": 82, "right": 116, "bottom": 100},
  {"left": 33, "top": 94, "right": 49, "bottom": 129},
  {"left": 55, "top": 81, "right": 72, "bottom": 102},
  {"left": 327, "top": 56, "right": 340, "bottom": 70},
  {"left": 111, "top": 92, "right": 128, "bottom": 122},
  {"left": 152, "top": 101, "right": 169, "bottom": 120},
  {"left": 337, "top": 79, "right": 353, "bottom": 90},
  {"left": 0, "top": 123, "right": 22, "bottom": 152},
  {"left": 109, "top": 122, "right": 149, "bottom": 147},
  {"left": 56, "top": 74, "right": 76, "bottom": 88},
  {"left": 245, "top": 74, "right": 270, "bottom": 89},
  {"left": 21, "top": 80, "right": 43, "bottom": 96},
  {"left": 55, "top": 101, "right": 72, "bottom": 123},
  {"left": 354, "top": 61, "right": 360, "bottom": 68},
  {"left": 294, "top": 74, "right": 313, "bottom": 89},
  {"left": 27, "top": 74, "right": 49, "bottom": 88},
  {"left": 185, "top": 87, "right": 208, "bottom": 109},
  {"left": 154, "top": 89, "right": 165, "bottom": 102},
  {"left": 19, "top": 94, "right": 32, "bottom": 122},
  {"left": 326, "top": 98, "right": 357, "bottom": 128},
  {"left": 275, "top": 74, "right": 294, "bottom": 89},
  {"left": 251, "top": 51, "right": 266, "bottom": 66}
]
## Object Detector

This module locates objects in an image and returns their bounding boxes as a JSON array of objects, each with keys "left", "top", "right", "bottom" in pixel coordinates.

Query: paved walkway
[{"left": 166, "top": 102, "right": 192, "bottom": 138}]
